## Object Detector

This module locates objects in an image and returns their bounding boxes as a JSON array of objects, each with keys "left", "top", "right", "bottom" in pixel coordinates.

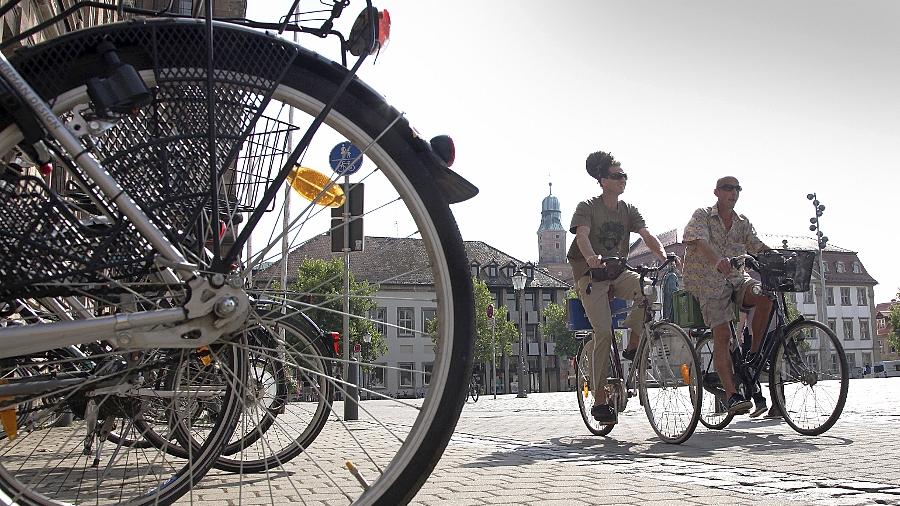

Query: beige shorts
[{"left": 698, "top": 277, "right": 760, "bottom": 328}]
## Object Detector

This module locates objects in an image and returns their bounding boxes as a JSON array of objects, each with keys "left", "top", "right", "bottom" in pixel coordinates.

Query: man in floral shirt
[{"left": 682, "top": 176, "right": 772, "bottom": 416}]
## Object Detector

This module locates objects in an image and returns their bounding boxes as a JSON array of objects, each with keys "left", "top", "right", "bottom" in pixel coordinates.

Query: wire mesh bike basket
[{"left": 756, "top": 249, "right": 817, "bottom": 292}]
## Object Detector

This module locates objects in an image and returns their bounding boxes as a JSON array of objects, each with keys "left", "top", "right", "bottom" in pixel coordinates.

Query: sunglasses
[
  {"left": 718, "top": 184, "right": 742, "bottom": 192},
  {"left": 604, "top": 172, "right": 628, "bottom": 181}
]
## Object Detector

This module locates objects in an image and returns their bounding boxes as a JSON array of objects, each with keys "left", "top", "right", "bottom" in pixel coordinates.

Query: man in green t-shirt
[{"left": 567, "top": 150, "right": 673, "bottom": 425}]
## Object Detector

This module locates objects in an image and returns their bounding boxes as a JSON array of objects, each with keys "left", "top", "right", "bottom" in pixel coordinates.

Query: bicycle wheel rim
[
  {"left": 0, "top": 20, "right": 474, "bottom": 505},
  {"left": 0, "top": 337, "right": 246, "bottom": 506},
  {"left": 695, "top": 335, "right": 734, "bottom": 430},
  {"left": 769, "top": 320, "right": 848, "bottom": 436},
  {"left": 638, "top": 322, "right": 701, "bottom": 444},
  {"left": 575, "top": 341, "right": 614, "bottom": 437}
]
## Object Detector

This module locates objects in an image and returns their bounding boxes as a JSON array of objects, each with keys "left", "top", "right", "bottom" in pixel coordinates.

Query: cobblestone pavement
[
  {"left": 181, "top": 377, "right": 900, "bottom": 505},
  {"left": 415, "top": 377, "right": 900, "bottom": 506}
]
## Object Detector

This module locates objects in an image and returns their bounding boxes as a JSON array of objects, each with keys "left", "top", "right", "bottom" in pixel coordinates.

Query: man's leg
[
  {"left": 612, "top": 271, "right": 643, "bottom": 355},
  {"left": 711, "top": 323, "right": 738, "bottom": 396},
  {"left": 576, "top": 276, "right": 613, "bottom": 406},
  {"left": 701, "top": 291, "right": 752, "bottom": 415},
  {"left": 738, "top": 280, "right": 773, "bottom": 354}
]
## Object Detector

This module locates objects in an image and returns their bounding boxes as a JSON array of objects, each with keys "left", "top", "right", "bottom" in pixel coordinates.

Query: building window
[
  {"left": 370, "top": 307, "right": 387, "bottom": 336},
  {"left": 170, "top": 0, "right": 192, "bottom": 15},
  {"left": 806, "top": 354, "right": 818, "bottom": 371},
  {"left": 422, "top": 362, "right": 433, "bottom": 386},
  {"left": 398, "top": 308, "right": 415, "bottom": 337},
  {"left": 827, "top": 319, "right": 836, "bottom": 334},
  {"left": 370, "top": 364, "right": 386, "bottom": 388},
  {"left": 835, "top": 261, "right": 845, "bottom": 273},
  {"left": 862, "top": 352, "right": 872, "bottom": 369},
  {"left": 831, "top": 353, "right": 838, "bottom": 372},
  {"left": 842, "top": 319, "right": 854, "bottom": 340},
  {"left": 857, "top": 288, "right": 867, "bottom": 306},
  {"left": 525, "top": 291, "right": 535, "bottom": 311},
  {"left": 852, "top": 262, "right": 861, "bottom": 273},
  {"left": 803, "top": 289, "right": 814, "bottom": 304},
  {"left": 878, "top": 317, "right": 887, "bottom": 329},
  {"left": 825, "top": 287, "right": 834, "bottom": 306},
  {"left": 487, "top": 265, "right": 497, "bottom": 277},
  {"left": 541, "top": 292, "right": 553, "bottom": 309},
  {"left": 504, "top": 263, "right": 517, "bottom": 278},
  {"left": 840, "top": 287, "right": 851, "bottom": 306},
  {"left": 470, "top": 263, "right": 480, "bottom": 278},
  {"left": 421, "top": 308, "right": 437, "bottom": 333},
  {"left": 822, "top": 262, "right": 829, "bottom": 272},
  {"left": 860, "top": 318, "right": 870, "bottom": 340},
  {"left": 846, "top": 352, "right": 856, "bottom": 369},
  {"left": 398, "top": 362, "right": 414, "bottom": 388},
  {"left": 505, "top": 291, "right": 517, "bottom": 311}
]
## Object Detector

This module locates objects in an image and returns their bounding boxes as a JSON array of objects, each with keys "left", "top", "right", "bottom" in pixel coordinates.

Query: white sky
[{"left": 251, "top": 1, "right": 899, "bottom": 303}]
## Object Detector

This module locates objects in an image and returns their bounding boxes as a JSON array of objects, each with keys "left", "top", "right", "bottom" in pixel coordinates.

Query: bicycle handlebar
[{"left": 585, "top": 253, "right": 678, "bottom": 284}]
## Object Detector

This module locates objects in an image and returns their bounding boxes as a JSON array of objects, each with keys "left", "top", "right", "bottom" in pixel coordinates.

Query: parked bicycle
[
  {"left": 467, "top": 376, "right": 480, "bottom": 402},
  {"left": 0, "top": 1, "right": 477, "bottom": 504},
  {"left": 573, "top": 254, "right": 702, "bottom": 444},
  {"left": 694, "top": 249, "right": 849, "bottom": 435}
]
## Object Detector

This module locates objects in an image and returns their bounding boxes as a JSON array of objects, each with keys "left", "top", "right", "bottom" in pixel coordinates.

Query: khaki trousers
[{"left": 574, "top": 270, "right": 645, "bottom": 400}]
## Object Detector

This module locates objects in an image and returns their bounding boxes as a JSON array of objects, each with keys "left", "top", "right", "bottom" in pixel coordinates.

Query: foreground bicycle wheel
[
  {"left": 574, "top": 339, "right": 615, "bottom": 437},
  {"left": 768, "top": 320, "right": 848, "bottom": 436},
  {"left": 638, "top": 322, "right": 701, "bottom": 444},
  {"left": 0, "top": 19, "right": 474, "bottom": 505},
  {"left": 695, "top": 334, "right": 734, "bottom": 430}
]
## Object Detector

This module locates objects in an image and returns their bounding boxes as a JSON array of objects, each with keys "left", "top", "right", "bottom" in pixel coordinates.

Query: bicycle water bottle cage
[{"left": 86, "top": 41, "right": 151, "bottom": 116}]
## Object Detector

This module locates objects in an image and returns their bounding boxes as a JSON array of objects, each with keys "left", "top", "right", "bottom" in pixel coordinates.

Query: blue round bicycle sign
[{"left": 329, "top": 141, "right": 363, "bottom": 176}]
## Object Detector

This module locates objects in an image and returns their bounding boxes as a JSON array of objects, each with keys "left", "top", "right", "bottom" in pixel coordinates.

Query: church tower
[{"left": 537, "top": 182, "right": 568, "bottom": 273}]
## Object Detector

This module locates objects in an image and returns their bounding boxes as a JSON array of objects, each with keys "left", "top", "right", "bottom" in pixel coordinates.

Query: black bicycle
[
  {"left": 467, "top": 377, "right": 480, "bottom": 403},
  {"left": 0, "top": 1, "right": 477, "bottom": 504},
  {"left": 696, "top": 249, "right": 849, "bottom": 435}
]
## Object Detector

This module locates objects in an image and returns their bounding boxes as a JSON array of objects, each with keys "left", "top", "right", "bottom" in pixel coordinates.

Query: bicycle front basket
[{"left": 756, "top": 249, "right": 817, "bottom": 292}]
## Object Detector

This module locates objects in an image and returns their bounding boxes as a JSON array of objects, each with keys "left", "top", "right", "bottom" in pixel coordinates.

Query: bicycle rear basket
[{"left": 756, "top": 249, "right": 817, "bottom": 292}]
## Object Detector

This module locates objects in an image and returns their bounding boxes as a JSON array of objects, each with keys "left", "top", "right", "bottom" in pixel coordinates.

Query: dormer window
[
  {"left": 504, "top": 262, "right": 517, "bottom": 278},
  {"left": 836, "top": 261, "right": 845, "bottom": 273},
  {"left": 470, "top": 262, "right": 480, "bottom": 278},
  {"left": 487, "top": 264, "right": 498, "bottom": 277},
  {"left": 852, "top": 262, "right": 861, "bottom": 274},
  {"left": 524, "top": 262, "right": 535, "bottom": 279}
]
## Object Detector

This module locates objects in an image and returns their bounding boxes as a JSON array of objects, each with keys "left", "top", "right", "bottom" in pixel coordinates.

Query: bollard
[{"left": 344, "top": 358, "right": 360, "bottom": 421}]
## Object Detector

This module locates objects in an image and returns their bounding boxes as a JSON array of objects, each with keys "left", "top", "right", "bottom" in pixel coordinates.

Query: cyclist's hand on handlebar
[
  {"left": 586, "top": 254, "right": 604, "bottom": 269},
  {"left": 716, "top": 257, "right": 733, "bottom": 275}
]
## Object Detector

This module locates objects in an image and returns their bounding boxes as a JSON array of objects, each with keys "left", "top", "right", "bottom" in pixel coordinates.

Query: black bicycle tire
[
  {"left": 574, "top": 340, "right": 615, "bottom": 437},
  {"left": 638, "top": 322, "right": 701, "bottom": 444},
  {"left": 212, "top": 314, "right": 333, "bottom": 473},
  {"left": 695, "top": 335, "right": 735, "bottom": 430},
  {"left": 768, "top": 320, "right": 848, "bottom": 436},
  {"left": 0, "top": 19, "right": 474, "bottom": 505}
]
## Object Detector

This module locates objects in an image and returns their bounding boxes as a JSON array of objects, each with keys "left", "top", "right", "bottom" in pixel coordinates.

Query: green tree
[
  {"left": 539, "top": 302, "right": 578, "bottom": 360},
  {"left": 427, "top": 277, "right": 517, "bottom": 363},
  {"left": 889, "top": 293, "right": 900, "bottom": 352},
  {"left": 784, "top": 296, "right": 810, "bottom": 353},
  {"left": 289, "top": 257, "right": 387, "bottom": 363}
]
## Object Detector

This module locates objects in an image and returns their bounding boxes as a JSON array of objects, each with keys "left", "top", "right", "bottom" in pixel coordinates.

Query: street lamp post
[
  {"left": 362, "top": 332, "right": 372, "bottom": 400},
  {"left": 512, "top": 268, "right": 528, "bottom": 398},
  {"left": 807, "top": 193, "right": 829, "bottom": 371},
  {"left": 487, "top": 303, "right": 496, "bottom": 400}
]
